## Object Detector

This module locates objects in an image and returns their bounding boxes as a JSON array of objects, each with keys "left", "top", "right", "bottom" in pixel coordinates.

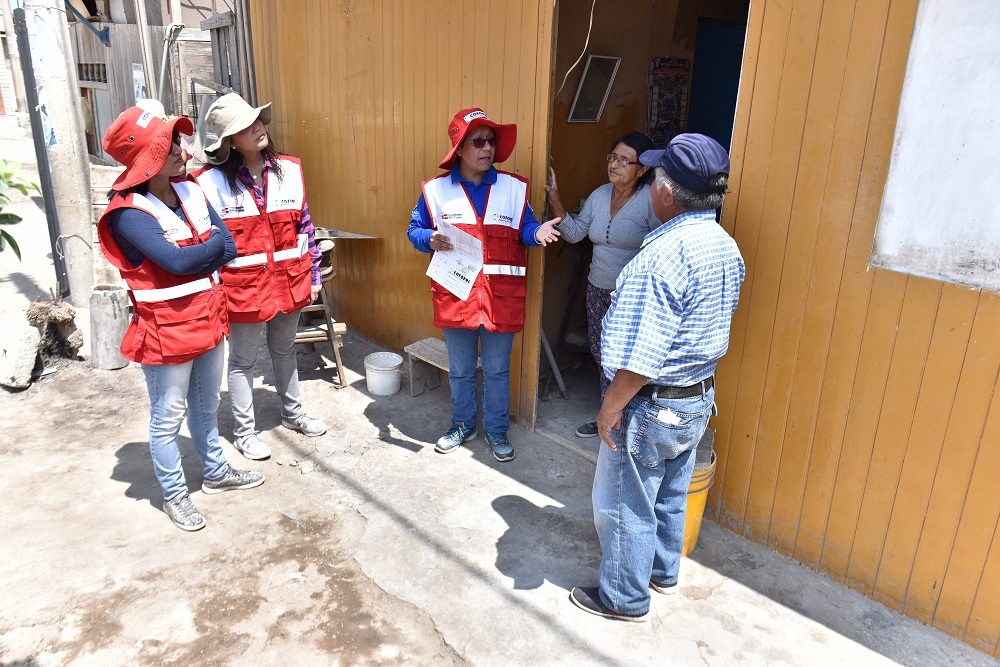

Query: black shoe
[
  {"left": 569, "top": 587, "right": 648, "bottom": 622},
  {"left": 650, "top": 579, "right": 679, "bottom": 595},
  {"left": 575, "top": 421, "right": 599, "bottom": 438}
]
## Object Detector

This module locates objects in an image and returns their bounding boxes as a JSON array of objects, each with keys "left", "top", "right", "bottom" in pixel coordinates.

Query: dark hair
[
  {"left": 107, "top": 181, "right": 148, "bottom": 201},
  {"left": 219, "top": 134, "right": 284, "bottom": 196},
  {"left": 608, "top": 132, "right": 655, "bottom": 191}
]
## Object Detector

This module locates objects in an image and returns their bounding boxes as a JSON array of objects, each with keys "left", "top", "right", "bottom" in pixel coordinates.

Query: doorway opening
[{"left": 536, "top": 0, "right": 749, "bottom": 451}]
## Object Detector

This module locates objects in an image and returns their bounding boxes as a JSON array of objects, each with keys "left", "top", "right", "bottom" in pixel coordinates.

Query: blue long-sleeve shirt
[
  {"left": 109, "top": 198, "right": 237, "bottom": 275},
  {"left": 407, "top": 164, "right": 542, "bottom": 252}
]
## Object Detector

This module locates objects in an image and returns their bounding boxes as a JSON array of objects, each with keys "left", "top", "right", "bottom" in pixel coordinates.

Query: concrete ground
[{"left": 2, "top": 114, "right": 997, "bottom": 666}]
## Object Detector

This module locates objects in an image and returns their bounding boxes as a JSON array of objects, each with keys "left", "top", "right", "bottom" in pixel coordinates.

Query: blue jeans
[
  {"left": 228, "top": 311, "right": 304, "bottom": 438},
  {"left": 141, "top": 342, "right": 230, "bottom": 501},
  {"left": 441, "top": 326, "right": 514, "bottom": 434},
  {"left": 592, "top": 387, "right": 714, "bottom": 614}
]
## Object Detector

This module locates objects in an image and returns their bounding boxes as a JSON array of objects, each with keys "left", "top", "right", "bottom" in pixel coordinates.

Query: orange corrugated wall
[
  {"left": 247, "top": 0, "right": 555, "bottom": 424},
  {"left": 713, "top": 0, "right": 1000, "bottom": 655}
]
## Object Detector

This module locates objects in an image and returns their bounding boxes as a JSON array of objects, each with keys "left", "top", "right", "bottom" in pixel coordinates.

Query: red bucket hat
[
  {"left": 438, "top": 108, "right": 517, "bottom": 170},
  {"left": 102, "top": 105, "right": 194, "bottom": 190}
]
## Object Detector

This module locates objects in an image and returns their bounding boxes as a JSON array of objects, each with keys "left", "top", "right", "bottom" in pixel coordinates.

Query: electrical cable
[{"left": 554, "top": 0, "right": 598, "bottom": 98}]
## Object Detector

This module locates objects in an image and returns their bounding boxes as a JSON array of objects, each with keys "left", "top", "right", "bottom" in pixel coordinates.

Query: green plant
[{"left": 0, "top": 158, "right": 41, "bottom": 261}]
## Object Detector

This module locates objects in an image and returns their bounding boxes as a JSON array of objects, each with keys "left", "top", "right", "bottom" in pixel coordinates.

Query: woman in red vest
[
  {"left": 98, "top": 104, "right": 264, "bottom": 532},
  {"left": 194, "top": 94, "right": 326, "bottom": 462},
  {"left": 408, "top": 108, "right": 561, "bottom": 462}
]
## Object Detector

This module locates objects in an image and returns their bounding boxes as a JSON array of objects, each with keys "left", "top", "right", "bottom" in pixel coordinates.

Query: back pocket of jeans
[{"left": 629, "top": 404, "right": 708, "bottom": 469}]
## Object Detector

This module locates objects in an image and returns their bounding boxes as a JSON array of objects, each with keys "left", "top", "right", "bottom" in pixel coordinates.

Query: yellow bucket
[{"left": 682, "top": 451, "right": 716, "bottom": 557}]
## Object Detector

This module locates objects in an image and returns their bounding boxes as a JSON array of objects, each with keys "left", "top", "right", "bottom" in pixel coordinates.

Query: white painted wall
[{"left": 870, "top": 0, "right": 1000, "bottom": 292}]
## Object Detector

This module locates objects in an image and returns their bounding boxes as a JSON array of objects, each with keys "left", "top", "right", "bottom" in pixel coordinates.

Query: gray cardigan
[{"left": 555, "top": 182, "right": 661, "bottom": 289}]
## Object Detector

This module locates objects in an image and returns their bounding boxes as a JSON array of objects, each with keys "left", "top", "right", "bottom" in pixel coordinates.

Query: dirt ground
[{"left": 3, "top": 114, "right": 999, "bottom": 667}]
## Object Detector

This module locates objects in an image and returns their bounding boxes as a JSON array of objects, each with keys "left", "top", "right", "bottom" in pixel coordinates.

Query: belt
[{"left": 636, "top": 376, "right": 714, "bottom": 400}]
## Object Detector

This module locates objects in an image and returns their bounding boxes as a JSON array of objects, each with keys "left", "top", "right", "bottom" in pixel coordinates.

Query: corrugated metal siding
[
  {"left": 248, "top": 0, "right": 554, "bottom": 422},
  {"left": 713, "top": 0, "right": 1000, "bottom": 654}
]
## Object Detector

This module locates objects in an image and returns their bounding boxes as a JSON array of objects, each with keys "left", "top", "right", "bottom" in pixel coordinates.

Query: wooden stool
[
  {"left": 404, "top": 337, "right": 480, "bottom": 396},
  {"left": 295, "top": 266, "right": 348, "bottom": 388}
]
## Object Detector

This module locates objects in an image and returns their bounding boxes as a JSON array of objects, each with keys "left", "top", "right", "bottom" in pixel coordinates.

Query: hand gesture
[
  {"left": 543, "top": 167, "right": 567, "bottom": 219},
  {"left": 429, "top": 232, "right": 453, "bottom": 252},
  {"left": 534, "top": 218, "right": 562, "bottom": 247}
]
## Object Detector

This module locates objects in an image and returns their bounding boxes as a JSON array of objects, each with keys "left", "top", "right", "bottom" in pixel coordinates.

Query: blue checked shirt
[{"left": 601, "top": 209, "right": 745, "bottom": 386}]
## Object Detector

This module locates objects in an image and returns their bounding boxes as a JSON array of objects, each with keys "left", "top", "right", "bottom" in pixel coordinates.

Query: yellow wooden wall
[
  {"left": 246, "top": 0, "right": 555, "bottom": 423},
  {"left": 713, "top": 0, "right": 1000, "bottom": 654}
]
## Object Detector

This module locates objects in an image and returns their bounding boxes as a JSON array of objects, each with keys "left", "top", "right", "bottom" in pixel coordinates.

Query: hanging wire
[{"left": 554, "top": 0, "right": 598, "bottom": 98}]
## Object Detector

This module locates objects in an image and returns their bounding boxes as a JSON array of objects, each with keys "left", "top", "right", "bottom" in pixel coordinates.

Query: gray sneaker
[
  {"left": 164, "top": 492, "right": 206, "bottom": 531},
  {"left": 234, "top": 432, "right": 271, "bottom": 460},
  {"left": 485, "top": 431, "right": 515, "bottom": 463},
  {"left": 281, "top": 413, "right": 327, "bottom": 437},
  {"left": 435, "top": 423, "right": 477, "bottom": 454},
  {"left": 202, "top": 468, "right": 265, "bottom": 494}
]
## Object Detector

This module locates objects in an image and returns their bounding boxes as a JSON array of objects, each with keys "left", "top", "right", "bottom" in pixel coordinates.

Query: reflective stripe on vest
[
  {"left": 131, "top": 277, "right": 213, "bottom": 303},
  {"left": 225, "top": 233, "right": 307, "bottom": 267},
  {"left": 273, "top": 233, "right": 308, "bottom": 261},
  {"left": 483, "top": 264, "right": 527, "bottom": 276}
]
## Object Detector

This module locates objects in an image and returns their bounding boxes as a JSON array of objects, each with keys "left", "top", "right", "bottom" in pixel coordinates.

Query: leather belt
[{"left": 636, "top": 376, "right": 714, "bottom": 400}]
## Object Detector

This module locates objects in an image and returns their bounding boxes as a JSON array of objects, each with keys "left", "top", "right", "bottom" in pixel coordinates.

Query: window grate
[{"left": 77, "top": 63, "right": 107, "bottom": 83}]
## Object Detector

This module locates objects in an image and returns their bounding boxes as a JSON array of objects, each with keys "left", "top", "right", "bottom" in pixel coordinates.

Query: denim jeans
[
  {"left": 592, "top": 387, "right": 714, "bottom": 614},
  {"left": 228, "top": 311, "right": 304, "bottom": 438},
  {"left": 441, "top": 326, "right": 514, "bottom": 434},
  {"left": 141, "top": 342, "right": 229, "bottom": 501}
]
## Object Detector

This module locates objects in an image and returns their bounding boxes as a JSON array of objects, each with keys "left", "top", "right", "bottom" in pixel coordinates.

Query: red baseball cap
[
  {"left": 103, "top": 105, "right": 195, "bottom": 190},
  {"left": 438, "top": 108, "right": 517, "bottom": 170}
]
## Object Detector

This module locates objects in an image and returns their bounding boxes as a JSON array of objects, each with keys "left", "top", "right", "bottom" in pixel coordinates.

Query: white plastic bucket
[{"left": 364, "top": 352, "right": 403, "bottom": 396}]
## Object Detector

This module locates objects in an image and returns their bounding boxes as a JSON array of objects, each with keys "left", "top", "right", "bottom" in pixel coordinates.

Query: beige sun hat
[{"left": 202, "top": 93, "right": 272, "bottom": 165}]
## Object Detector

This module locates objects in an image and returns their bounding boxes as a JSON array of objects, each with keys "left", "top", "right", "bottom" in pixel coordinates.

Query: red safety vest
[
  {"left": 97, "top": 181, "right": 229, "bottom": 365},
  {"left": 194, "top": 155, "right": 311, "bottom": 323},
  {"left": 421, "top": 171, "right": 529, "bottom": 333}
]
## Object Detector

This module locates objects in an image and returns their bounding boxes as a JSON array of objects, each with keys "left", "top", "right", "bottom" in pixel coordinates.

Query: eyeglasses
[
  {"left": 606, "top": 153, "right": 639, "bottom": 167},
  {"left": 464, "top": 136, "right": 498, "bottom": 148}
]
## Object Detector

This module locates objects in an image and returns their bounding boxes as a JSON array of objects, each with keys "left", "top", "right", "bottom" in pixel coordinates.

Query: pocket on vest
[
  {"left": 224, "top": 217, "right": 256, "bottom": 253},
  {"left": 285, "top": 255, "right": 312, "bottom": 305},
  {"left": 486, "top": 277, "right": 526, "bottom": 326},
  {"left": 484, "top": 224, "right": 523, "bottom": 264},
  {"left": 151, "top": 292, "right": 217, "bottom": 359},
  {"left": 220, "top": 265, "right": 266, "bottom": 314},
  {"left": 268, "top": 211, "right": 301, "bottom": 250}
]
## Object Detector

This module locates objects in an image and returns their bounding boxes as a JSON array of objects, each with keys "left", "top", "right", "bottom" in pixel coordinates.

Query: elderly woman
[
  {"left": 194, "top": 93, "right": 327, "bottom": 462},
  {"left": 408, "top": 108, "right": 561, "bottom": 462},
  {"left": 545, "top": 131, "right": 658, "bottom": 439},
  {"left": 98, "top": 104, "right": 264, "bottom": 531}
]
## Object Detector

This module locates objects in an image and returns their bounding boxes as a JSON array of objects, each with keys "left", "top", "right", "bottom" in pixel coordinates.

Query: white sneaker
[
  {"left": 234, "top": 432, "right": 271, "bottom": 460},
  {"left": 281, "top": 413, "right": 327, "bottom": 437}
]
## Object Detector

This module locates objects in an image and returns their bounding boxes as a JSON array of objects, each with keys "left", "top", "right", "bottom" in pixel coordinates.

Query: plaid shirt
[
  {"left": 601, "top": 209, "right": 745, "bottom": 386},
  {"left": 237, "top": 157, "right": 322, "bottom": 286}
]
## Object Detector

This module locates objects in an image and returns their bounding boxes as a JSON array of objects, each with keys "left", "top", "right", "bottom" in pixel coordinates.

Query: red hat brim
[
  {"left": 438, "top": 118, "right": 517, "bottom": 170},
  {"left": 110, "top": 115, "right": 194, "bottom": 191}
]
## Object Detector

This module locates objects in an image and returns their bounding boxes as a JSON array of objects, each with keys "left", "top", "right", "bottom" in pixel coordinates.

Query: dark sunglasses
[{"left": 464, "top": 136, "right": 498, "bottom": 148}]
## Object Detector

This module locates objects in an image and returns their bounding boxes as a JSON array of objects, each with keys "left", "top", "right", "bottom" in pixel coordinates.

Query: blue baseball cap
[{"left": 639, "top": 133, "right": 730, "bottom": 194}]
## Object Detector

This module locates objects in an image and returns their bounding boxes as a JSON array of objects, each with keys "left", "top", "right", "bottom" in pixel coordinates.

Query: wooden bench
[{"left": 403, "top": 337, "right": 480, "bottom": 396}]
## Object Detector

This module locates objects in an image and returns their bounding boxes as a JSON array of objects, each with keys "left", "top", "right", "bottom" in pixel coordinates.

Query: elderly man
[{"left": 570, "top": 133, "right": 745, "bottom": 621}]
